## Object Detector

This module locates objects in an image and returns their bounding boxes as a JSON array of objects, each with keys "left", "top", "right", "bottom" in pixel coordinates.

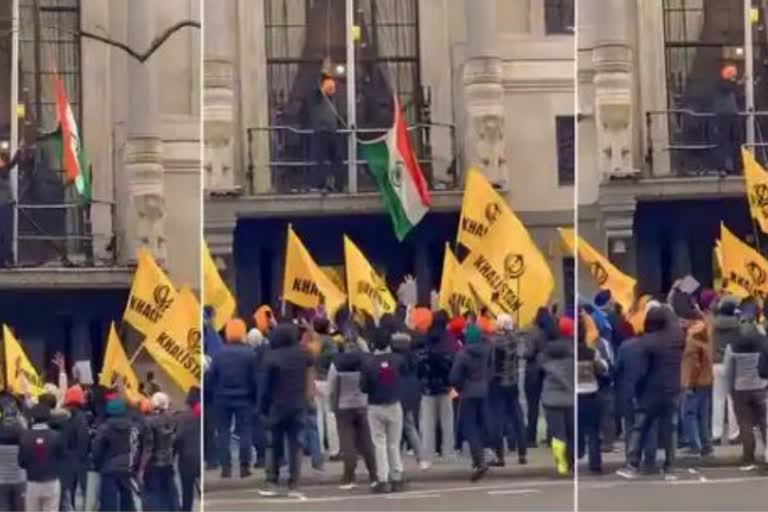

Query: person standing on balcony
[
  {"left": 713, "top": 64, "right": 741, "bottom": 174},
  {"left": 307, "top": 72, "right": 344, "bottom": 193},
  {"left": 0, "top": 142, "right": 23, "bottom": 268}
]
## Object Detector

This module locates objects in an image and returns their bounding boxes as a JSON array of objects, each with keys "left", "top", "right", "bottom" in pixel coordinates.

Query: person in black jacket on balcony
[
  {"left": 306, "top": 72, "right": 343, "bottom": 192},
  {"left": 0, "top": 144, "right": 23, "bottom": 267}
]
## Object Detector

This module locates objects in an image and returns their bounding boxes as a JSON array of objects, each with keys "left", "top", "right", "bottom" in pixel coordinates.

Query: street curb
[
  {"left": 204, "top": 464, "right": 567, "bottom": 492},
  {"left": 205, "top": 455, "right": 744, "bottom": 492}
]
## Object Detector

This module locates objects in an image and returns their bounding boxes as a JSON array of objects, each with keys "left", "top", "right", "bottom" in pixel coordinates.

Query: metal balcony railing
[
  {"left": 645, "top": 109, "right": 768, "bottom": 176},
  {"left": 11, "top": 142, "right": 116, "bottom": 268},
  {"left": 245, "top": 123, "right": 461, "bottom": 195}
]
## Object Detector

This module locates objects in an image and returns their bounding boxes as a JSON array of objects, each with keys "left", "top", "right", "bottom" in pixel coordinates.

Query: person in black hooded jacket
[
  {"left": 415, "top": 311, "right": 457, "bottom": 464},
  {"left": 93, "top": 396, "right": 144, "bottom": 511},
  {"left": 259, "top": 322, "right": 313, "bottom": 495},
  {"left": 619, "top": 305, "right": 684, "bottom": 479},
  {"left": 450, "top": 324, "right": 493, "bottom": 481},
  {"left": 524, "top": 307, "right": 556, "bottom": 446}
]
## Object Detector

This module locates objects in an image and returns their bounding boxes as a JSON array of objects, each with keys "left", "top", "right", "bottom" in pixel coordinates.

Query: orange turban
[
  {"left": 410, "top": 307, "right": 433, "bottom": 333},
  {"left": 224, "top": 318, "right": 247, "bottom": 343},
  {"left": 721, "top": 64, "right": 738, "bottom": 81},
  {"left": 254, "top": 305, "right": 274, "bottom": 334},
  {"left": 476, "top": 316, "right": 495, "bottom": 335}
]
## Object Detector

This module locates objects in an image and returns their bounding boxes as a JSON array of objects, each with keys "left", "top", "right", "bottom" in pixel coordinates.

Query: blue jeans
[
  {"left": 682, "top": 388, "right": 713, "bottom": 454},
  {"left": 489, "top": 381, "right": 527, "bottom": 458},
  {"left": 215, "top": 403, "right": 252, "bottom": 470},
  {"left": 141, "top": 465, "right": 179, "bottom": 512},
  {"left": 303, "top": 408, "right": 324, "bottom": 470}
]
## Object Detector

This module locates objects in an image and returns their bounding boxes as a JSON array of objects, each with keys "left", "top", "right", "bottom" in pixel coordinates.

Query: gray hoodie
[
  {"left": 539, "top": 338, "right": 575, "bottom": 408},
  {"left": 713, "top": 315, "right": 741, "bottom": 364}
]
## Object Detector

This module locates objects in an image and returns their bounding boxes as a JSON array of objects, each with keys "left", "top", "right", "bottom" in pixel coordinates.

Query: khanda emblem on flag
[
  {"left": 504, "top": 253, "right": 525, "bottom": 280},
  {"left": 751, "top": 184, "right": 768, "bottom": 217},
  {"left": 485, "top": 202, "right": 503, "bottom": 225},
  {"left": 370, "top": 269, "right": 388, "bottom": 294},
  {"left": 589, "top": 261, "right": 609, "bottom": 286},
  {"left": 153, "top": 285, "right": 175, "bottom": 315},
  {"left": 187, "top": 328, "right": 202, "bottom": 353},
  {"left": 746, "top": 261, "right": 767, "bottom": 286}
]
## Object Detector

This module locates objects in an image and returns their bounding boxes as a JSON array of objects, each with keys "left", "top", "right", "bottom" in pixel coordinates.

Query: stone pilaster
[
  {"left": 593, "top": 0, "right": 636, "bottom": 178},
  {"left": 463, "top": 0, "right": 506, "bottom": 185},
  {"left": 204, "top": 0, "right": 237, "bottom": 194},
  {"left": 124, "top": 0, "right": 165, "bottom": 265}
]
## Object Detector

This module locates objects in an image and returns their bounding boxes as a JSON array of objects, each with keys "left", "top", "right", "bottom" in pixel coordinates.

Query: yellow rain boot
[{"left": 551, "top": 437, "right": 569, "bottom": 476}]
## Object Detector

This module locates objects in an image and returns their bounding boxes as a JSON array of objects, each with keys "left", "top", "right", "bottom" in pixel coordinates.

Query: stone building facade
[
  {"left": 0, "top": 0, "right": 200, "bottom": 377},
  {"left": 579, "top": 0, "right": 758, "bottom": 297},
  {"left": 204, "top": 0, "right": 575, "bottom": 319}
]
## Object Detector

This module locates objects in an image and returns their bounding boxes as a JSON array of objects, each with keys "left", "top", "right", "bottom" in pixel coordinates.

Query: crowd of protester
[
  {"left": 575, "top": 282, "right": 768, "bottom": 478},
  {"left": 204, "top": 301, "right": 577, "bottom": 496},
  {"left": 0, "top": 356, "right": 201, "bottom": 511}
]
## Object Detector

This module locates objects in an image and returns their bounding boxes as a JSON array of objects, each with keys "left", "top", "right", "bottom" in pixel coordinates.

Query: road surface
[
  {"left": 579, "top": 466, "right": 768, "bottom": 511},
  {"left": 205, "top": 477, "right": 575, "bottom": 511}
]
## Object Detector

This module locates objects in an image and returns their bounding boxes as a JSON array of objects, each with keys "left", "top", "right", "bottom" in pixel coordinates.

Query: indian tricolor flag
[
  {"left": 361, "top": 97, "right": 431, "bottom": 241},
  {"left": 54, "top": 76, "right": 90, "bottom": 201}
]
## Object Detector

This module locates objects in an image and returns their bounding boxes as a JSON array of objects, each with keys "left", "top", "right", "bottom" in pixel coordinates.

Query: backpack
[
  {"left": 377, "top": 359, "right": 396, "bottom": 386},
  {"left": 150, "top": 415, "right": 176, "bottom": 467}
]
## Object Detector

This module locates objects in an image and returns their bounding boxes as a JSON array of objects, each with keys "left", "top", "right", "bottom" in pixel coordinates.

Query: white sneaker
[
  {"left": 740, "top": 464, "right": 758, "bottom": 472},
  {"left": 339, "top": 482, "right": 357, "bottom": 490},
  {"left": 419, "top": 460, "right": 432, "bottom": 471}
]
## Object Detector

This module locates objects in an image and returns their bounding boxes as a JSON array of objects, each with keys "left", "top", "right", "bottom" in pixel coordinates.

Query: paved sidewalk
[
  {"left": 578, "top": 443, "right": 744, "bottom": 473},
  {"left": 205, "top": 447, "right": 564, "bottom": 491}
]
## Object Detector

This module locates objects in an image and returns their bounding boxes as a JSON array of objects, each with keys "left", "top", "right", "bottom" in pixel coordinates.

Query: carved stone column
[
  {"left": 204, "top": 0, "right": 237, "bottom": 193},
  {"left": 125, "top": 0, "right": 165, "bottom": 265},
  {"left": 463, "top": 0, "right": 506, "bottom": 185},
  {"left": 593, "top": 0, "right": 636, "bottom": 178}
]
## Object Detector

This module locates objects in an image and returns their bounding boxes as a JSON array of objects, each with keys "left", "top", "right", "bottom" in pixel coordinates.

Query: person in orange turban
[
  {"left": 254, "top": 305, "right": 275, "bottom": 334},
  {"left": 224, "top": 318, "right": 247, "bottom": 343},
  {"left": 409, "top": 307, "right": 433, "bottom": 333}
]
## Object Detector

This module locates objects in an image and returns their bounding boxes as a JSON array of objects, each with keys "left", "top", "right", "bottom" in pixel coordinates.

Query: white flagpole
[
  {"left": 346, "top": 0, "right": 357, "bottom": 193},
  {"left": 745, "top": 0, "right": 755, "bottom": 147},
  {"left": 10, "top": 0, "right": 20, "bottom": 265}
]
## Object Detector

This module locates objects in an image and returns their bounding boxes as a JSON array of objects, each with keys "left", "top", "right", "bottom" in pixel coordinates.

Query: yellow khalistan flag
[
  {"left": 344, "top": 235, "right": 396, "bottom": 318},
  {"left": 99, "top": 323, "right": 141, "bottom": 402},
  {"left": 123, "top": 248, "right": 178, "bottom": 337},
  {"left": 143, "top": 285, "right": 202, "bottom": 392},
  {"left": 720, "top": 223, "right": 768, "bottom": 301},
  {"left": 203, "top": 242, "right": 236, "bottom": 331},
  {"left": 714, "top": 238, "right": 750, "bottom": 299},
  {"left": 2, "top": 325, "right": 44, "bottom": 397},
  {"left": 439, "top": 243, "right": 481, "bottom": 316},
  {"left": 457, "top": 169, "right": 554, "bottom": 325},
  {"left": 283, "top": 225, "right": 346, "bottom": 314},
  {"left": 742, "top": 147, "right": 768, "bottom": 234},
  {"left": 558, "top": 227, "right": 636, "bottom": 311}
]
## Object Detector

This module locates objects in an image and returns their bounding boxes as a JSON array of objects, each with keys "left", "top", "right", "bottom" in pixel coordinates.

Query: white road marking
[
  {"left": 487, "top": 489, "right": 541, "bottom": 496},
  {"left": 385, "top": 493, "right": 441, "bottom": 500},
  {"left": 579, "top": 475, "right": 768, "bottom": 492}
]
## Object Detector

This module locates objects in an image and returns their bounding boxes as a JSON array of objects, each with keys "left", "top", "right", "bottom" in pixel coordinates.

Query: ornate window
[
  {"left": 556, "top": 115, "right": 574, "bottom": 186},
  {"left": 263, "top": 0, "right": 423, "bottom": 192},
  {"left": 545, "top": 0, "right": 574, "bottom": 34}
]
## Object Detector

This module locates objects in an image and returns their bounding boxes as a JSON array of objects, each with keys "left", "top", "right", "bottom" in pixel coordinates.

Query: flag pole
[
  {"left": 745, "top": 0, "right": 756, "bottom": 149},
  {"left": 128, "top": 344, "right": 144, "bottom": 365},
  {"left": 346, "top": 0, "right": 358, "bottom": 193},
  {"left": 10, "top": 0, "right": 20, "bottom": 265}
]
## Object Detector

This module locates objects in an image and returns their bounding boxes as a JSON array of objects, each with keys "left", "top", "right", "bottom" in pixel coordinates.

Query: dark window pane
[
  {"left": 562, "top": 257, "right": 575, "bottom": 313},
  {"left": 545, "top": 0, "right": 574, "bottom": 35},
  {"left": 556, "top": 115, "right": 575, "bottom": 186}
]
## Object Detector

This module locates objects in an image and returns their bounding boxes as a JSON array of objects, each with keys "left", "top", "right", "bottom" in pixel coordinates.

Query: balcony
[
  {"left": 205, "top": 122, "right": 463, "bottom": 237},
  {"left": 0, "top": 142, "right": 130, "bottom": 289}
]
